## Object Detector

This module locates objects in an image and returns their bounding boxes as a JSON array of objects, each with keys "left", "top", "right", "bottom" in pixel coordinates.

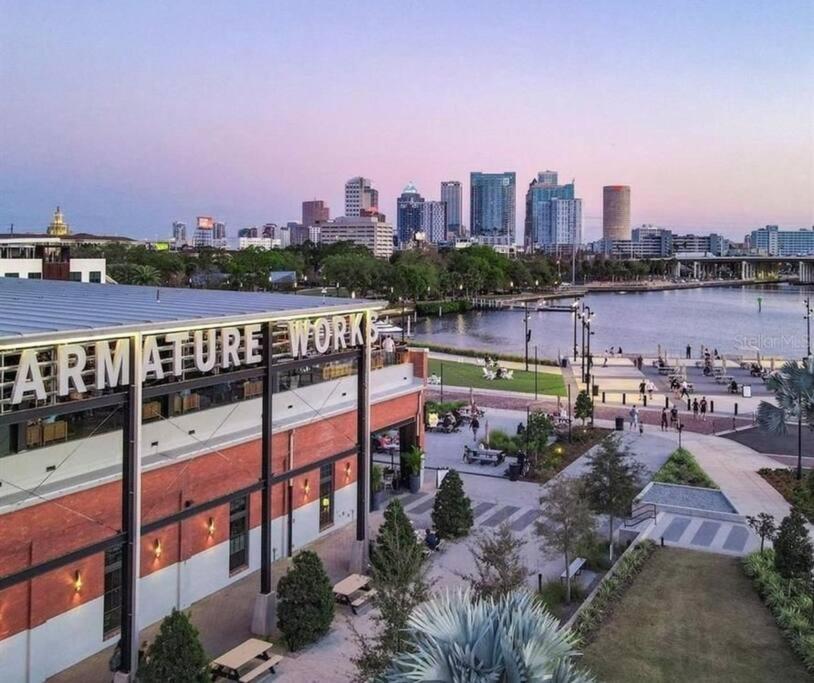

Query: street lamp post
[
  {"left": 572, "top": 300, "right": 579, "bottom": 361},
  {"left": 805, "top": 296, "right": 812, "bottom": 358},
  {"left": 524, "top": 302, "right": 530, "bottom": 371}
]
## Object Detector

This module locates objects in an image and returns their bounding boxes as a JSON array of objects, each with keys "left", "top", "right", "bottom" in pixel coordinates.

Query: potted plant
[
  {"left": 371, "top": 464, "right": 385, "bottom": 511},
  {"left": 404, "top": 445, "right": 424, "bottom": 494}
]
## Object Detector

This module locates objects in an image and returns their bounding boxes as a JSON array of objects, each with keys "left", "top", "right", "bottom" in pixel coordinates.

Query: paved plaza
[{"left": 51, "top": 409, "right": 794, "bottom": 683}]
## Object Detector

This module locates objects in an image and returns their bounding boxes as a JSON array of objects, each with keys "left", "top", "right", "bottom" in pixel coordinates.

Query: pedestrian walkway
[{"left": 646, "top": 513, "right": 760, "bottom": 556}]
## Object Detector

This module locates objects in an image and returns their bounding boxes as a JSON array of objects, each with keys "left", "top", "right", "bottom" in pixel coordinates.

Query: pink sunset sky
[{"left": 0, "top": 0, "right": 812, "bottom": 241}]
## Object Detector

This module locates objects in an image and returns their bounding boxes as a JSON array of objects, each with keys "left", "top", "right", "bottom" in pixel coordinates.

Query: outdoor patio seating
[{"left": 210, "top": 638, "right": 281, "bottom": 682}]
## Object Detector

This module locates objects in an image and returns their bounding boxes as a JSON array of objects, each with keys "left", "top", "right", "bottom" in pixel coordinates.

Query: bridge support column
[
  {"left": 673, "top": 261, "right": 681, "bottom": 279},
  {"left": 693, "top": 261, "right": 699, "bottom": 280}
]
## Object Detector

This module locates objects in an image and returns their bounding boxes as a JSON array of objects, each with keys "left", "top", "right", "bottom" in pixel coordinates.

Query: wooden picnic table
[
  {"left": 210, "top": 638, "right": 280, "bottom": 681},
  {"left": 333, "top": 573, "right": 370, "bottom": 601}
]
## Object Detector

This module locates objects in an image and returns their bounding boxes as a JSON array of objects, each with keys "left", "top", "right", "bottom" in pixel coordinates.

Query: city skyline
[{"left": 1, "top": 1, "right": 812, "bottom": 240}]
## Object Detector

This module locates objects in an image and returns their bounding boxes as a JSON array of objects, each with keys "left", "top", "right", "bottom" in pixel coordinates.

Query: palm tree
[
  {"left": 757, "top": 358, "right": 814, "bottom": 480},
  {"left": 128, "top": 264, "right": 162, "bottom": 286},
  {"left": 383, "top": 589, "right": 594, "bottom": 682}
]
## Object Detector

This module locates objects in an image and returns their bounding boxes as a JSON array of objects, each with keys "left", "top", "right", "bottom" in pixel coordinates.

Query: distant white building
[
  {"left": 344, "top": 177, "right": 379, "bottom": 217},
  {"left": 319, "top": 216, "right": 394, "bottom": 259},
  {"left": 238, "top": 237, "right": 281, "bottom": 250}
]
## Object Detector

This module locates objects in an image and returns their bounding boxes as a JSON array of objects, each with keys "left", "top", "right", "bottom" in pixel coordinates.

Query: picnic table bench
[
  {"left": 560, "top": 557, "right": 586, "bottom": 582},
  {"left": 462, "top": 445, "right": 505, "bottom": 466},
  {"left": 333, "top": 573, "right": 375, "bottom": 614},
  {"left": 210, "top": 638, "right": 282, "bottom": 682}
]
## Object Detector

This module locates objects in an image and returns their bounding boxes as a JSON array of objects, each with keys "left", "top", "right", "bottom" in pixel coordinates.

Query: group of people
[
  {"left": 638, "top": 379, "right": 656, "bottom": 399},
  {"left": 659, "top": 404, "right": 681, "bottom": 431},
  {"left": 602, "top": 346, "right": 624, "bottom": 366},
  {"left": 685, "top": 344, "right": 720, "bottom": 360}
]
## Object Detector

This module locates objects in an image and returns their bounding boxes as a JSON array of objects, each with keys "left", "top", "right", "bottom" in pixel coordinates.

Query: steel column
[
  {"left": 260, "top": 323, "right": 274, "bottom": 594},
  {"left": 356, "top": 314, "right": 370, "bottom": 542}
]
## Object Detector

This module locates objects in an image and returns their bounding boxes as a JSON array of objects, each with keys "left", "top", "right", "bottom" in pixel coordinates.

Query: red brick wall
[{"left": 0, "top": 389, "right": 421, "bottom": 640}]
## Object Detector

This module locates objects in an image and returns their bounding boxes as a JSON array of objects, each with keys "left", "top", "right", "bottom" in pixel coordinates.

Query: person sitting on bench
[{"left": 425, "top": 528, "right": 440, "bottom": 551}]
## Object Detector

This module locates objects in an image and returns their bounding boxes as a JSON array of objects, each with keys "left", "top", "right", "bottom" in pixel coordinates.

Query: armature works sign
[{"left": 8, "top": 313, "right": 378, "bottom": 405}]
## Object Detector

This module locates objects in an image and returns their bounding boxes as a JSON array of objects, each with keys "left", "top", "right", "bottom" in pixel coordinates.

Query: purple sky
[{"left": 1, "top": 1, "right": 812, "bottom": 242}]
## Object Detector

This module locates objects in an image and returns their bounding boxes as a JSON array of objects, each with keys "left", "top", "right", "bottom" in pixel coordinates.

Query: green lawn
[
  {"left": 581, "top": 548, "right": 810, "bottom": 683},
  {"left": 428, "top": 359, "right": 566, "bottom": 396}
]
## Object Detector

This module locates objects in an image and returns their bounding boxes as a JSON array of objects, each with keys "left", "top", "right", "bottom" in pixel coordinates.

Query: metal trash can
[
  {"left": 742, "top": 385, "right": 752, "bottom": 398},
  {"left": 615, "top": 416, "right": 624, "bottom": 431},
  {"left": 560, "top": 357, "right": 568, "bottom": 368}
]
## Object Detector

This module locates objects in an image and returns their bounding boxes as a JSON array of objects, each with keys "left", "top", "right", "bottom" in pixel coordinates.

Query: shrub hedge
[
  {"left": 415, "top": 300, "right": 472, "bottom": 316},
  {"left": 743, "top": 549, "right": 814, "bottom": 671},
  {"left": 571, "top": 540, "right": 657, "bottom": 644},
  {"left": 653, "top": 448, "right": 717, "bottom": 489}
]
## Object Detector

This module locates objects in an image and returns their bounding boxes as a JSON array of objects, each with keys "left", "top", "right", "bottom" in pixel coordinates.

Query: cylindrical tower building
[{"left": 603, "top": 186, "right": 631, "bottom": 241}]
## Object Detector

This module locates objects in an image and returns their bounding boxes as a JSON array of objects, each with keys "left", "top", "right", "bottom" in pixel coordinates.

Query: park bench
[
  {"left": 350, "top": 588, "right": 377, "bottom": 615},
  {"left": 238, "top": 655, "right": 283, "bottom": 682},
  {"left": 560, "top": 557, "right": 586, "bottom": 583},
  {"left": 462, "top": 446, "right": 505, "bottom": 466}
]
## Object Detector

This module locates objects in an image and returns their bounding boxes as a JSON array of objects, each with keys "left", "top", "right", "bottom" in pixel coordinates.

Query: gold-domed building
[{"left": 46, "top": 206, "right": 71, "bottom": 236}]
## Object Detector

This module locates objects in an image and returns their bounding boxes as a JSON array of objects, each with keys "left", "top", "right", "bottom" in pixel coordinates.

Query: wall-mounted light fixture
[
  {"left": 303, "top": 479, "right": 310, "bottom": 499},
  {"left": 73, "top": 570, "right": 83, "bottom": 593},
  {"left": 153, "top": 539, "right": 162, "bottom": 560},
  {"left": 344, "top": 462, "right": 351, "bottom": 483},
  {"left": 207, "top": 517, "right": 215, "bottom": 537}
]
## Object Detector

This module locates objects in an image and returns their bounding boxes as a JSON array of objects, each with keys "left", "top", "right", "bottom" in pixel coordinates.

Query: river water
[{"left": 413, "top": 283, "right": 812, "bottom": 360}]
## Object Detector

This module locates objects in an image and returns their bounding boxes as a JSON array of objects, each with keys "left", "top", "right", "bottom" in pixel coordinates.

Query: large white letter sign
[
  {"left": 349, "top": 313, "right": 364, "bottom": 346},
  {"left": 142, "top": 336, "right": 165, "bottom": 381},
  {"left": 221, "top": 327, "right": 241, "bottom": 369},
  {"left": 11, "top": 349, "right": 46, "bottom": 403},
  {"left": 95, "top": 339, "right": 130, "bottom": 390},
  {"left": 164, "top": 331, "right": 189, "bottom": 376},
  {"left": 331, "top": 316, "right": 348, "bottom": 351},
  {"left": 313, "top": 318, "right": 332, "bottom": 354},
  {"left": 287, "top": 320, "right": 311, "bottom": 358},
  {"left": 57, "top": 344, "right": 87, "bottom": 396},
  {"left": 194, "top": 330, "right": 217, "bottom": 372},
  {"left": 244, "top": 324, "right": 262, "bottom": 364}
]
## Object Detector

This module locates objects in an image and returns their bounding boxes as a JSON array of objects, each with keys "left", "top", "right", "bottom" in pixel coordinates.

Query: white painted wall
[
  {"left": 3, "top": 481, "right": 358, "bottom": 683},
  {"left": 0, "top": 258, "right": 41, "bottom": 278}
]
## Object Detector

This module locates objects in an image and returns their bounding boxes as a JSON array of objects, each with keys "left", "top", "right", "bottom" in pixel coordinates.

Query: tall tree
[
  {"left": 139, "top": 609, "right": 209, "bottom": 683},
  {"left": 353, "top": 499, "right": 428, "bottom": 681},
  {"left": 432, "top": 469, "right": 473, "bottom": 539},
  {"left": 757, "top": 358, "right": 814, "bottom": 480},
  {"left": 461, "top": 523, "right": 529, "bottom": 601},
  {"left": 774, "top": 507, "right": 814, "bottom": 590},
  {"left": 276, "top": 550, "right": 335, "bottom": 651},
  {"left": 581, "top": 436, "right": 645, "bottom": 562},
  {"left": 536, "top": 476, "right": 595, "bottom": 604},
  {"left": 574, "top": 390, "right": 593, "bottom": 426},
  {"left": 383, "top": 590, "right": 594, "bottom": 682},
  {"left": 746, "top": 512, "right": 777, "bottom": 553}
]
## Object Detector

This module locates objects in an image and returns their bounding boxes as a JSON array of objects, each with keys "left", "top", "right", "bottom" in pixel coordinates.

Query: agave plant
[
  {"left": 382, "top": 589, "right": 594, "bottom": 682},
  {"left": 757, "top": 358, "right": 814, "bottom": 480}
]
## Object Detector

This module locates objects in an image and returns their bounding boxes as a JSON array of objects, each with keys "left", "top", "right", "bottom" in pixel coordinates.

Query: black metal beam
[
  {"left": 356, "top": 324, "right": 368, "bottom": 542},
  {"left": 0, "top": 392, "right": 126, "bottom": 427},
  {"left": 142, "top": 366, "right": 265, "bottom": 399},
  {"left": 260, "top": 323, "right": 273, "bottom": 595},
  {"left": 119, "top": 342, "right": 138, "bottom": 675},
  {"left": 0, "top": 533, "right": 125, "bottom": 592}
]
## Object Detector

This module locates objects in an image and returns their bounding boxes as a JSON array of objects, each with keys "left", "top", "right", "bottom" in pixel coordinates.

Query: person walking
[
  {"left": 646, "top": 379, "right": 655, "bottom": 400},
  {"left": 382, "top": 335, "right": 396, "bottom": 365},
  {"left": 470, "top": 415, "right": 480, "bottom": 443},
  {"left": 628, "top": 405, "right": 639, "bottom": 431},
  {"left": 639, "top": 380, "right": 646, "bottom": 398},
  {"left": 692, "top": 397, "right": 699, "bottom": 419},
  {"left": 660, "top": 407, "right": 669, "bottom": 431},
  {"left": 670, "top": 404, "right": 679, "bottom": 429},
  {"left": 700, "top": 396, "right": 708, "bottom": 421},
  {"left": 686, "top": 343, "right": 692, "bottom": 359},
  {"left": 603, "top": 350, "right": 609, "bottom": 367}
]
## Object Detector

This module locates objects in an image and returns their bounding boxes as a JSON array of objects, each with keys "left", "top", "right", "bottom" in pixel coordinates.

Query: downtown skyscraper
[
  {"left": 524, "top": 171, "right": 582, "bottom": 251},
  {"left": 344, "top": 177, "right": 379, "bottom": 217},
  {"left": 440, "top": 181, "right": 462, "bottom": 237},
  {"left": 396, "top": 183, "right": 424, "bottom": 244},
  {"left": 470, "top": 172, "right": 516, "bottom": 241}
]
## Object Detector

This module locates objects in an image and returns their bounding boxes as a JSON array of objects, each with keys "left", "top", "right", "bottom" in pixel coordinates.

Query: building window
[
  {"left": 229, "top": 496, "right": 249, "bottom": 573},
  {"left": 89, "top": 271, "right": 102, "bottom": 283},
  {"left": 28, "top": 272, "right": 42, "bottom": 279},
  {"left": 69, "top": 271, "right": 82, "bottom": 281},
  {"left": 103, "top": 546, "right": 123, "bottom": 638},
  {"left": 319, "top": 463, "right": 334, "bottom": 530},
  {"left": 4, "top": 272, "right": 19, "bottom": 278}
]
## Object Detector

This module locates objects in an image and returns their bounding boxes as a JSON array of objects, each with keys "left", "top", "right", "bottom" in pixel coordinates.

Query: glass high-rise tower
[
  {"left": 470, "top": 172, "right": 516, "bottom": 241},
  {"left": 440, "top": 181, "right": 462, "bottom": 237}
]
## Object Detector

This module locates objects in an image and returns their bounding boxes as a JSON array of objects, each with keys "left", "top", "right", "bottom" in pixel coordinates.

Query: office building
[
  {"left": 673, "top": 232, "right": 729, "bottom": 256},
  {"left": 524, "top": 171, "right": 581, "bottom": 251},
  {"left": 440, "top": 181, "right": 462, "bottom": 237},
  {"left": 291, "top": 224, "right": 321, "bottom": 246},
  {"left": 747, "top": 225, "right": 814, "bottom": 256},
  {"left": 593, "top": 225, "right": 672, "bottom": 258},
  {"left": 0, "top": 277, "right": 425, "bottom": 682},
  {"left": 319, "top": 216, "right": 394, "bottom": 259},
  {"left": 193, "top": 216, "right": 214, "bottom": 248},
  {"left": 421, "top": 201, "right": 447, "bottom": 243},
  {"left": 470, "top": 172, "right": 516, "bottom": 241},
  {"left": 396, "top": 183, "right": 424, "bottom": 244},
  {"left": 302, "top": 200, "right": 330, "bottom": 228},
  {"left": 238, "top": 236, "right": 280, "bottom": 250},
  {"left": 344, "top": 177, "right": 379, "bottom": 217},
  {"left": 171, "top": 221, "right": 187, "bottom": 247},
  {"left": 603, "top": 186, "right": 631, "bottom": 241}
]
